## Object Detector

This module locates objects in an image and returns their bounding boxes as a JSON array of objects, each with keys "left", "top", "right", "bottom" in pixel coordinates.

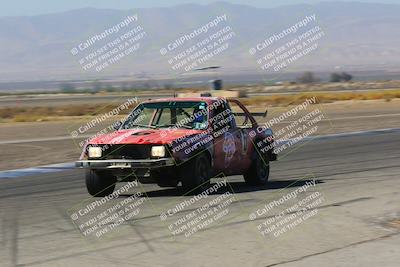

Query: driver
[{"left": 191, "top": 104, "right": 207, "bottom": 129}]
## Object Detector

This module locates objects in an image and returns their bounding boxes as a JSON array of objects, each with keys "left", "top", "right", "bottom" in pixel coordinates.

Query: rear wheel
[
  {"left": 180, "top": 153, "right": 211, "bottom": 194},
  {"left": 244, "top": 151, "right": 270, "bottom": 185},
  {"left": 85, "top": 170, "right": 117, "bottom": 197}
]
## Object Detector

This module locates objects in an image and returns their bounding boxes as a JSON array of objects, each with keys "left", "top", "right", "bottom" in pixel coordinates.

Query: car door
[
  {"left": 227, "top": 99, "right": 257, "bottom": 173},
  {"left": 212, "top": 102, "right": 243, "bottom": 175}
]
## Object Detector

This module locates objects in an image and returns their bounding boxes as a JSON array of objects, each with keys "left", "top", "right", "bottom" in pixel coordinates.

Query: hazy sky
[{"left": 1, "top": 0, "right": 400, "bottom": 16}]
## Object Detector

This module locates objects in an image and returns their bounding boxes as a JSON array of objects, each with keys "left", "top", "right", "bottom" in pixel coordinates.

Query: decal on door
[{"left": 223, "top": 132, "right": 236, "bottom": 167}]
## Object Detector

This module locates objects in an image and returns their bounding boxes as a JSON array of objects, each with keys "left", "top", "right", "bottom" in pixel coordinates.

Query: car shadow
[
  {"left": 224, "top": 179, "right": 324, "bottom": 194},
  {"left": 118, "top": 179, "right": 324, "bottom": 198}
]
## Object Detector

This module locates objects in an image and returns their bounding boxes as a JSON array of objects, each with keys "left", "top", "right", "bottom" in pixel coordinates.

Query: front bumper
[{"left": 75, "top": 158, "right": 175, "bottom": 169}]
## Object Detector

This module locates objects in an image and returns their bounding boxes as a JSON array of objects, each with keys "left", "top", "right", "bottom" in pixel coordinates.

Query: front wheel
[
  {"left": 180, "top": 153, "right": 211, "bottom": 194},
  {"left": 244, "top": 151, "right": 270, "bottom": 185},
  {"left": 85, "top": 170, "right": 117, "bottom": 197}
]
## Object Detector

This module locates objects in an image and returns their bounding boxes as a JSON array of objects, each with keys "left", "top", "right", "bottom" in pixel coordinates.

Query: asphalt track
[
  {"left": 0, "top": 130, "right": 399, "bottom": 266},
  {"left": 1, "top": 113, "right": 399, "bottom": 145}
]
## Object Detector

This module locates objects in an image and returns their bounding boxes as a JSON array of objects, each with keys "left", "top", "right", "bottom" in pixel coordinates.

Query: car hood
[{"left": 87, "top": 128, "right": 204, "bottom": 145}]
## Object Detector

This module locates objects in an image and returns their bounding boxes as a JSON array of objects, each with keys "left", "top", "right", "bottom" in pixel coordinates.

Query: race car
[{"left": 76, "top": 97, "right": 277, "bottom": 196}]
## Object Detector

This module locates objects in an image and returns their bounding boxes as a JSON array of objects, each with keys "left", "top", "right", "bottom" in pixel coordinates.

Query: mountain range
[{"left": 0, "top": 1, "right": 399, "bottom": 81}]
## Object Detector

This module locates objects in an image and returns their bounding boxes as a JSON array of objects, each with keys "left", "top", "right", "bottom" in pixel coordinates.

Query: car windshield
[{"left": 120, "top": 101, "right": 208, "bottom": 130}]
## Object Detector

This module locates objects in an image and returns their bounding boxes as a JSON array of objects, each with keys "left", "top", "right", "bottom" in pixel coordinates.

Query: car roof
[{"left": 142, "top": 97, "right": 221, "bottom": 104}]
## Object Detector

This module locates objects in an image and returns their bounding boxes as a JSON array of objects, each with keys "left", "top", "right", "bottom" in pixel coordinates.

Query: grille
[{"left": 90, "top": 144, "right": 151, "bottom": 160}]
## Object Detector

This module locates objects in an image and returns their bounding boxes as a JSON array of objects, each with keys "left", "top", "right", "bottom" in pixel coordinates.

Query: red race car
[{"left": 76, "top": 97, "right": 277, "bottom": 196}]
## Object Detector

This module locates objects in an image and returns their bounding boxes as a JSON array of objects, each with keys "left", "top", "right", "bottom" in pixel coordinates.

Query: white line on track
[
  {"left": 0, "top": 127, "right": 399, "bottom": 179},
  {"left": 0, "top": 135, "right": 93, "bottom": 145},
  {"left": 263, "top": 113, "right": 400, "bottom": 123},
  {"left": 2, "top": 113, "right": 400, "bottom": 145},
  {"left": 0, "top": 162, "right": 75, "bottom": 179}
]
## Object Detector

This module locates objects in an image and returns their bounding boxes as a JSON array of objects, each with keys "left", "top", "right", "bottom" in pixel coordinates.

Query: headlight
[
  {"left": 88, "top": 146, "right": 102, "bottom": 158},
  {"left": 151, "top": 146, "right": 165, "bottom": 157}
]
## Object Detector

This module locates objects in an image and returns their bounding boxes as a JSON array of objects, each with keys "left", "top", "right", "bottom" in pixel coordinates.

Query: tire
[
  {"left": 244, "top": 150, "right": 270, "bottom": 185},
  {"left": 180, "top": 153, "right": 211, "bottom": 194},
  {"left": 85, "top": 170, "right": 117, "bottom": 197}
]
